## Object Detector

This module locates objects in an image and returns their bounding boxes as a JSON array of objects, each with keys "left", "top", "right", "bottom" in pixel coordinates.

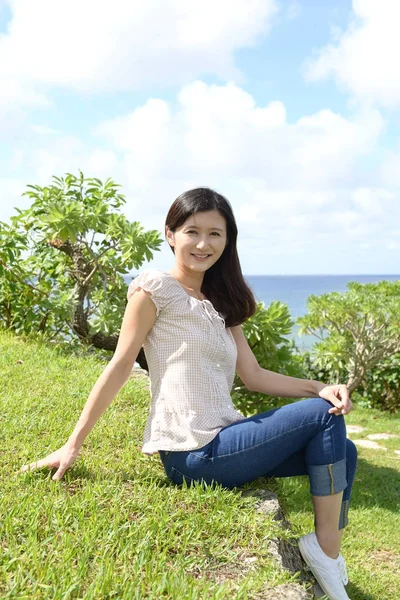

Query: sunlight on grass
[
  {"left": 279, "top": 404, "right": 400, "bottom": 600},
  {"left": 1, "top": 331, "right": 399, "bottom": 599}
]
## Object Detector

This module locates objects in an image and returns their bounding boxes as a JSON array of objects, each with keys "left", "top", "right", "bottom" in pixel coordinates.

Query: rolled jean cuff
[{"left": 308, "top": 458, "right": 347, "bottom": 496}]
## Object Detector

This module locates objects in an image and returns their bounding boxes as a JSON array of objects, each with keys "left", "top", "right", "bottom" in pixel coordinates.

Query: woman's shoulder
[
  {"left": 129, "top": 268, "right": 172, "bottom": 286},
  {"left": 134, "top": 268, "right": 169, "bottom": 280},
  {"left": 127, "top": 269, "right": 180, "bottom": 311}
]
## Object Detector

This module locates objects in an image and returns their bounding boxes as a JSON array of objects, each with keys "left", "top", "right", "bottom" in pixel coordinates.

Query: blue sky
[{"left": 1, "top": 0, "right": 400, "bottom": 274}]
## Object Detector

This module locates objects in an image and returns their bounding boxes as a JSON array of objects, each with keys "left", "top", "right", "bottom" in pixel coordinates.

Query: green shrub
[
  {"left": 232, "top": 300, "right": 304, "bottom": 415},
  {"left": 0, "top": 172, "right": 162, "bottom": 359},
  {"left": 354, "top": 353, "right": 400, "bottom": 413},
  {"left": 297, "top": 281, "right": 400, "bottom": 412},
  {"left": 298, "top": 281, "right": 400, "bottom": 394}
]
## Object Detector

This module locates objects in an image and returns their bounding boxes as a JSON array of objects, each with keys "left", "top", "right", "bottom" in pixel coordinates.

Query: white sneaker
[
  {"left": 299, "top": 532, "right": 351, "bottom": 600},
  {"left": 311, "top": 553, "right": 348, "bottom": 590},
  {"left": 337, "top": 554, "right": 349, "bottom": 585}
]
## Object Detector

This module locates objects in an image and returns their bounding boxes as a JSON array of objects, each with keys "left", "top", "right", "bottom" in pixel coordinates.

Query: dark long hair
[{"left": 165, "top": 187, "right": 257, "bottom": 327}]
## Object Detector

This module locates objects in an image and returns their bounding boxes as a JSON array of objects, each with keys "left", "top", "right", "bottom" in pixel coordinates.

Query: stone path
[
  {"left": 367, "top": 433, "right": 398, "bottom": 440},
  {"left": 346, "top": 425, "right": 399, "bottom": 458},
  {"left": 346, "top": 425, "right": 365, "bottom": 434},
  {"left": 352, "top": 439, "right": 387, "bottom": 450}
]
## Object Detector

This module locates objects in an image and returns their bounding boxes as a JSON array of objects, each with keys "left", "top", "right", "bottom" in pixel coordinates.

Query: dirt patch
[
  {"left": 369, "top": 549, "right": 400, "bottom": 569},
  {"left": 255, "top": 583, "right": 312, "bottom": 599},
  {"left": 187, "top": 550, "right": 260, "bottom": 584}
]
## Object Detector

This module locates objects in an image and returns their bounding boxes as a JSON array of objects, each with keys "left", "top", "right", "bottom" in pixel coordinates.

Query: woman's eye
[{"left": 186, "top": 230, "right": 220, "bottom": 236}]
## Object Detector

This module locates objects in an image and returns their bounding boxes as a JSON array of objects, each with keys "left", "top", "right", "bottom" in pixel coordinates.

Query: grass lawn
[
  {"left": 278, "top": 402, "right": 400, "bottom": 600},
  {"left": 1, "top": 330, "right": 399, "bottom": 599}
]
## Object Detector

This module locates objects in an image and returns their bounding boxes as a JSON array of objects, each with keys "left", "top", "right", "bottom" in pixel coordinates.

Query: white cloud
[
  {"left": 9, "top": 149, "right": 24, "bottom": 170},
  {"left": 97, "top": 80, "right": 384, "bottom": 192},
  {"left": 304, "top": 0, "right": 400, "bottom": 108},
  {"left": 86, "top": 150, "right": 119, "bottom": 178},
  {"left": 0, "top": 78, "right": 49, "bottom": 108},
  {"left": 0, "top": 78, "right": 50, "bottom": 137},
  {"left": 0, "top": 178, "right": 30, "bottom": 222},
  {"left": 31, "top": 125, "right": 60, "bottom": 136},
  {"left": 352, "top": 187, "right": 394, "bottom": 215},
  {"left": 380, "top": 150, "right": 400, "bottom": 188},
  {"left": 2, "top": 80, "right": 397, "bottom": 274},
  {"left": 0, "top": 0, "right": 279, "bottom": 144},
  {"left": 0, "top": 0, "right": 278, "bottom": 92},
  {"left": 91, "top": 80, "right": 394, "bottom": 272},
  {"left": 387, "top": 241, "right": 400, "bottom": 250},
  {"left": 3, "top": 136, "right": 120, "bottom": 193}
]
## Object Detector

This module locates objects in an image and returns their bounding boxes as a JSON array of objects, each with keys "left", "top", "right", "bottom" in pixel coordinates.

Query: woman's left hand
[{"left": 318, "top": 384, "right": 353, "bottom": 416}]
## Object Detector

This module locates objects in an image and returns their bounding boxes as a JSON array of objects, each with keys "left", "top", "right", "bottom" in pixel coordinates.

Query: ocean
[
  {"left": 127, "top": 272, "right": 400, "bottom": 349},
  {"left": 244, "top": 274, "right": 400, "bottom": 320}
]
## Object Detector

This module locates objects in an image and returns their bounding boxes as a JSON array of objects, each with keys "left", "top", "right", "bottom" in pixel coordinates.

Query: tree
[
  {"left": 0, "top": 172, "right": 163, "bottom": 368},
  {"left": 297, "top": 281, "right": 400, "bottom": 393}
]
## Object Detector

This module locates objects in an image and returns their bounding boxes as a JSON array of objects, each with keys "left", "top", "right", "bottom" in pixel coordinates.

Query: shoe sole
[
  {"left": 314, "top": 583, "right": 329, "bottom": 599},
  {"left": 299, "top": 537, "right": 345, "bottom": 600}
]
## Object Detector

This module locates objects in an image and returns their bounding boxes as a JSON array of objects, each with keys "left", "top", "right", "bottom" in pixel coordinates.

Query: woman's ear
[{"left": 165, "top": 226, "right": 174, "bottom": 247}]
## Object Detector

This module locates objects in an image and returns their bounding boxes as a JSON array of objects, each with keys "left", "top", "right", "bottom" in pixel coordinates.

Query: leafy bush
[
  {"left": 232, "top": 300, "right": 304, "bottom": 415},
  {"left": 354, "top": 353, "right": 400, "bottom": 413},
  {"left": 298, "top": 281, "right": 400, "bottom": 388},
  {"left": 0, "top": 172, "right": 162, "bottom": 364},
  {"left": 297, "top": 281, "right": 400, "bottom": 411},
  {"left": 297, "top": 349, "right": 347, "bottom": 388}
]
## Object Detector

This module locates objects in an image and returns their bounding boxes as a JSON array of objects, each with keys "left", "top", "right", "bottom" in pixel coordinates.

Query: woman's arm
[
  {"left": 20, "top": 288, "right": 157, "bottom": 479},
  {"left": 230, "top": 325, "right": 352, "bottom": 415},
  {"left": 67, "top": 288, "right": 157, "bottom": 447}
]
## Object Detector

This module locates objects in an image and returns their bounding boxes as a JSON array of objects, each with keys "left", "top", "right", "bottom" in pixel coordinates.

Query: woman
[{"left": 21, "top": 188, "right": 357, "bottom": 600}]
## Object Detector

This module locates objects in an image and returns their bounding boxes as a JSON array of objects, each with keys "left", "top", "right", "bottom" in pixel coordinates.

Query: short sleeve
[{"left": 127, "top": 270, "right": 169, "bottom": 317}]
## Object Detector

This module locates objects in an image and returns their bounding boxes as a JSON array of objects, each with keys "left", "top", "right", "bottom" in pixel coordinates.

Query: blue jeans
[{"left": 159, "top": 398, "right": 358, "bottom": 529}]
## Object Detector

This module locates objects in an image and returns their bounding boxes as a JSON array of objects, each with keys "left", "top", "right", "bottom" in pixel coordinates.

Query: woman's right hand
[{"left": 18, "top": 443, "right": 81, "bottom": 481}]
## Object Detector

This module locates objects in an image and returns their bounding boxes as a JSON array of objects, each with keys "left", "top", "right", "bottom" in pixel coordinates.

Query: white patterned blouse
[{"left": 127, "top": 269, "right": 245, "bottom": 455}]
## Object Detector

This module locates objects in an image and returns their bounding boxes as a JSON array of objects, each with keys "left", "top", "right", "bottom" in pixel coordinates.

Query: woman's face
[{"left": 167, "top": 210, "right": 228, "bottom": 272}]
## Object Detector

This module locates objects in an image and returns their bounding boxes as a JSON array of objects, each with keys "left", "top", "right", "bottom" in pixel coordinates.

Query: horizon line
[
  {"left": 245, "top": 273, "right": 400, "bottom": 277},
  {"left": 128, "top": 271, "right": 400, "bottom": 277}
]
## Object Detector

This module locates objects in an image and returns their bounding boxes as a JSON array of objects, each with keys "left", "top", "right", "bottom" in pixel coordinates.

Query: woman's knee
[{"left": 303, "top": 397, "right": 345, "bottom": 423}]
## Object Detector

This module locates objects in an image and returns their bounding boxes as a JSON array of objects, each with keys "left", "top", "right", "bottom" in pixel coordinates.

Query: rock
[
  {"left": 267, "top": 537, "right": 305, "bottom": 575},
  {"left": 346, "top": 425, "right": 365, "bottom": 434},
  {"left": 241, "top": 489, "right": 305, "bottom": 576},
  {"left": 242, "top": 489, "right": 288, "bottom": 525},
  {"left": 129, "top": 368, "right": 150, "bottom": 385},
  {"left": 352, "top": 439, "right": 387, "bottom": 450},
  {"left": 367, "top": 433, "right": 399, "bottom": 440},
  {"left": 131, "top": 366, "right": 148, "bottom": 375}
]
